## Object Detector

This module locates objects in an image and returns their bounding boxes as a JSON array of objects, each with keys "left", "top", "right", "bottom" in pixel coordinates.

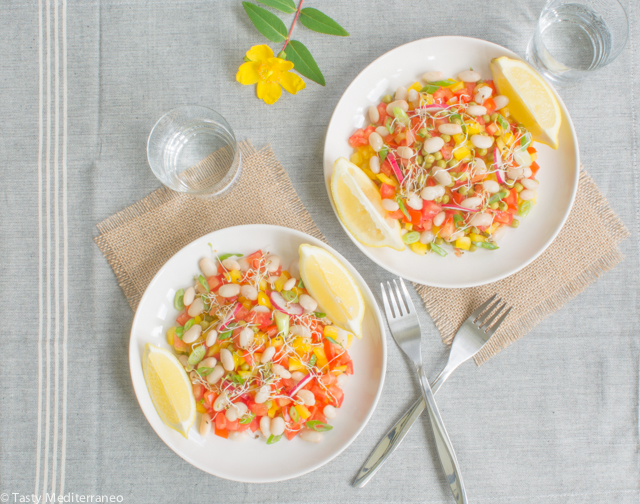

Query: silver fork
[
  {"left": 353, "top": 292, "right": 511, "bottom": 489},
  {"left": 379, "top": 278, "right": 467, "bottom": 504}
]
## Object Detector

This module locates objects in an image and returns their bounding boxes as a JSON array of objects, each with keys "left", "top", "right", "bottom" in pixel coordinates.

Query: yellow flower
[{"left": 236, "top": 45, "right": 306, "bottom": 105}]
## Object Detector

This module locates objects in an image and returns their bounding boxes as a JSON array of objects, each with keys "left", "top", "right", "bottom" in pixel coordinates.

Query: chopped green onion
[
  {"left": 218, "top": 253, "right": 242, "bottom": 261},
  {"left": 519, "top": 200, "right": 532, "bottom": 217},
  {"left": 188, "top": 345, "right": 205, "bottom": 366},
  {"left": 266, "top": 434, "right": 282, "bottom": 445},
  {"left": 230, "top": 373, "right": 245, "bottom": 386},
  {"left": 174, "top": 289, "right": 185, "bottom": 310},
  {"left": 308, "top": 354, "right": 317, "bottom": 367},
  {"left": 428, "top": 79, "right": 457, "bottom": 87},
  {"left": 520, "top": 132, "right": 532, "bottom": 149},
  {"left": 197, "top": 274, "right": 209, "bottom": 292},
  {"left": 183, "top": 318, "right": 195, "bottom": 331},
  {"left": 196, "top": 367, "right": 214, "bottom": 377},
  {"left": 274, "top": 310, "right": 290, "bottom": 338},
  {"left": 420, "top": 84, "right": 439, "bottom": 94},
  {"left": 402, "top": 231, "right": 420, "bottom": 244},
  {"left": 305, "top": 420, "right": 333, "bottom": 432},
  {"left": 239, "top": 412, "right": 255, "bottom": 425},
  {"left": 289, "top": 406, "right": 300, "bottom": 423},
  {"left": 453, "top": 214, "right": 464, "bottom": 229},
  {"left": 396, "top": 196, "right": 411, "bottom": 221},
  {"left": 174, "top": 326, "right": 184, "bottom": 338},
  {"left": 297, "top": 279, "right": 305, "bottom": 289},
  {"left": 218, "top": 329, "right": 233, "bottom": 340},
  {"left": 325, "top": 335, "right": 340, "bottom": 346},
  {"left": 314, "top": 311, "right": 326, "bottom": 318},
  {"left": 282, "top": 290, "right": 299, "bottom": 303},
  {"left": 379, "top": 146, "right": 389, "bottom": 163},
  {"left": 474, "top": 241, "right": 499, "bottom": 250},
  {"left": 385, "top": 116, "right": 395, "bottom": 134},
  {"left": 497, "top": 114, "right": 509, "bottom": 131},
  {"left": 393, "top": 107, "right": 410, "bottom": 126},
  {"left": 430, "top": 242, "right": 448, "bottom": 257}
]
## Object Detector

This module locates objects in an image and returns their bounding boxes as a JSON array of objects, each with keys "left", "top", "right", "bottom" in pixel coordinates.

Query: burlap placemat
[{"left": 95, "top": 141, "right": 629, "bottom": 364}]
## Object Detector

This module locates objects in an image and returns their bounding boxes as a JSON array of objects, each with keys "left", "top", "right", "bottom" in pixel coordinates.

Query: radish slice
[
  {"left": 218, "top": 302, "right": 242, "bottom": 330},
  {"left": 269, "top": 291, "right": 303, "bottom": 315},
  {"left": 289, "top": 373, "right": 313, "bottom": 398},
  {"left": 442, "top": 203, "right": 478, "bottom": 213},
  {"left": 418, "top": 104, "right": 446, "bottom": 113},
  {"left": 387, "top": 153, "right": 404, "bottom": 184}
]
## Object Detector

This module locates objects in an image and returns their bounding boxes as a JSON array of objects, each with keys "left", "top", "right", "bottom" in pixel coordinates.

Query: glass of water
[
  {"left": 526, "top": 0, "right": 628, "bottom": 85},
  {"left": 147, "top": 105, "right": 242, "bottom": 198}
]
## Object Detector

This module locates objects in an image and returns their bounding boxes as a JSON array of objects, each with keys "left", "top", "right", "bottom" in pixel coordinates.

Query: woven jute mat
[{"left": 95, "top": 140, "right": 629, "bottom": 364}]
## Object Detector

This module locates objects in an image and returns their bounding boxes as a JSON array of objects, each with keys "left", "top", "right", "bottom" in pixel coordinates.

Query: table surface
[{"left": 1, "top": 1, "right": 639, "bottom": 502}]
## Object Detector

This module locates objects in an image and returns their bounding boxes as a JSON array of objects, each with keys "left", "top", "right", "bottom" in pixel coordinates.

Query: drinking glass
[
  {"left": 147, "top": 105, "right": 242, "bottom": 198},
  {"left": 526, "top": 0, "right": 628, "bottom": 85}
]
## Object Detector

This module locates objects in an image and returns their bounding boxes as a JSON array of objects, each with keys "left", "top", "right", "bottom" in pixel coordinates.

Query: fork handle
[{"left": 417, "top": 365, "right": 468, "bottom": 504}]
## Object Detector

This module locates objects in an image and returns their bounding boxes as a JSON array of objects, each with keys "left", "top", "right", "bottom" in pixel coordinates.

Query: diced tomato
[
  {"left": 530, "top": 161, "right": 540, "bottom": 176},
  {"left": 204, "top": 391, "right": 218, "bottom": 410},
  {"left": 249, "top": 416, "right": 260, "bottom": 433},
  {"left": 504, "top": 188, "right": 518, "bottom": 207},
  {"left": 485, "top": 122, "right": 499, "bottom": 136},
  {"left": 443, "top": 87, "right": 454, "bottom": 100},
  {"left": 215, "top": 413, "right": 227, "bottom": 430},
  {"left": 348, "top": 129, "right": 368, "bottom": 148},
  {"left": 323, "top": 339, "right": 335, "bottom": 362},
  {"left": 214, "top": 427, "right": 228, "bottom": 439},
  {"left": 421, "top": 201, "right": 442, "bottom": 222},
  {"left": 475, "top": 115, "right": 486, "bottom": 126},
  {"left": 235, "top": 305, "right": 250, "bottom": 321},
  {"left": 440, "top": 145, "right": 453, "bottom": 160},
  {"left": 527, "top": 146, "right": 537, "bottom": 154},
  {"left": 484, "top": 79, "right": 497, "bottom": 94},
  {"left": 493, "top": 211, "right": 513, "bottom": 225},
  {"left": 432, "top": 88, "right": 447, "bottom": 103},
  {"left": 284, "top": 428, "right": 299, "bottom": 441},
  {"left": 386, "top": 209, "right": 404, "bottom": 220},
  {"left": 248, "top": 401, "right": 269, "bottom": 417},
  {"left": 175, "top": 311, "right": 190, "bottom": 326},
  {"left": 236, "top": 421, "right": 250, "bottom": 432},
  {"left": 380, "top": 183, "right": 395, "bottom": 200},
  {"left": 451, "top": 191, "right": 464, "bottom": 205},
  {"left": 245, "top": 250, "right": 264, "bottom": 270},
  {"left": 377, "top": 102, "right": 388, "bottom": 125},
  {"left": 206, "top": 275, "right": 222, "bottom": 291},
  {"left": 439, "top": 217, "right": 455, "bottom": 240},
  {"left": 242, "top": 350, "right": 256, "bottom": 367},
  {"left": 276, "top": 397, "right": 291, "bottom": 407},
  {"left": 231, "top": 326, "right": 243, "bottom": 346},
  {"left": 226, "top": 419, "right": 240, "bottom": 431},
  {"left": 247, "top": 309, "right": 272, "bottom": 328},
  {"left": 380, "top": 160, "right": 394, "bottom": 178},
  {"left": 328, "top": 385, "right": 344, "bottom": 408},
  {"left": 319, "top": 373, "right": 337, "bottom": 386},
  {"left": 193, "top": 384, "right": 204, "bottom": 401},
  {"left": 173, "top": 336, "right": 188, "bottom": 353},
  {"left": 345, "top": 361, "right": 354, "bottom": 375},
  {"left": 264, "top": 324, "right": 278, "bottom": 338},
  {"left": 483, "top": 97, "right": 496, "bottom": 114},
  {"left": 403, "top": 207, "right": 422, "bottom": 226}
]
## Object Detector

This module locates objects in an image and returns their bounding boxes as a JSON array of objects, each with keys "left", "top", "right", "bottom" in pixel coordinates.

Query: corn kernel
[
  {"left": 258, "top": 292, "right": 272, "bottom": 309},
  {"left": 455, "top": 236, "right": 471, "bottom": 250},
  {"left": 410, "top": 242, "right": 428, "bottom": 255}
]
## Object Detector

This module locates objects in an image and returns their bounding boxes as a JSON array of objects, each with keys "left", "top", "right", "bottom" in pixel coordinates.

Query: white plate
[
  {"left": 324, "top": 36, "right": 579, "bottom": 288},
  {"left": 129, "top": 224, "right": 387, "bottom": 482}
]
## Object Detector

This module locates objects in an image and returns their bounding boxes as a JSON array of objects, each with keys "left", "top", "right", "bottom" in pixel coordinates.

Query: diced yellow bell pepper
[
  {"left": 194, "top": 315, "right": 202, "bottom": 324},
  {"left": 258, "top": 291, "right": 272, "bottom": 309},
  {"left": 376, "top": 173, "right": 397, "bottom": 187},
  {"left": 432, "top": 225, "right": 440, "bottom": 235},
  {"left": 166, "top": 327, "right": 176, "bottom": 346},
  {"left": 332, "top": 365, "right": 348, "bottom": 375},
  {"left": 404, "top": 223, "right": 413, "bottom": 230},
  {"left": 233, "top": 353, "right": 241, "bottom": 369},
  {"left": 455, "top": 236, "right": 471, "bottom": 250},
  {"left": 408, "top": 81, "right": 422, "bottom": 93},
  {"left": 496, "top": 137, "right": 506, "bottom": 152},
  {"left": 453, "top": 133, "right": 465, "bottom": 145},
  {"left": 530, "top": 152, "right": 537, "bottom": 162},
  {"left": 312, "top": 347, "right": 329, "bottom": 369},
  {"left": 288, "top": 356, "right": 305, "bottom": 372},
  {"left": 259, "top": 278, "right": 268, "bottom": 291},
  {"left": 449, "top": 81, "right": 464, "bottom": 92},
  {"left": 224, "top": 270, "right": 242, "bottom": 283},
  {"left": 465, "top": 122, "right": 482, "bottom": 135},
  {"left": 358, "top": 145, "right": 375, "bottom": 161},
  {"left": 502, "top": 106, "right": 510, "bottom": 117},
  {"left": 294, "top": 404, "right": 311, "bottom": 420},
  {"left": 238, "top": 370, "right": 252, "bottom": 380},
  {"left": 324, "top": 325, "right": 339, "bottom": 339},
  {"left": 270, "top": 336, "right": 284, "bottom": 348},
  {"left": 274, "top": 272, "right": 291, "bottom": 292},
  {"left": 489, "top": 223, "right": 500, "bottom": 234},
  {"left": 469, "top": 233, "right": 485, "bottom": 243},
  {"left": 361, "top": 167, "right": 378, "bottom": 181},
  {"left": 453, "top": 147, "right": 471, "bottom": 161},
  {"left": 268, "top": 402, "right": 279, "bottom": 419},
  {"left": 293, "top": 337, "right": 312, "bottom": 356},
  {"left": 502, "top": 131, "right": 515, "bottom": 147},
  {"left": 196, "top": 402, "right": 207, "bottom": 414},
  {"left": 207, "top": 343, "right": 220, "bottom": 357},
  {"left": 421, "top": 93, "right": 434, "bottom": 105},
  {"left": 410, "top": 242, "right": 428, "bottom": 255},
  {"left": 350, "top": 152, "right": 362, "bottom": 165}
]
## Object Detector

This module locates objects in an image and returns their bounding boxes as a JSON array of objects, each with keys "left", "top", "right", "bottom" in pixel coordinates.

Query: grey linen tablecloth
[{"left": 1, "top": 1, "right": 639, "bottom": 502}]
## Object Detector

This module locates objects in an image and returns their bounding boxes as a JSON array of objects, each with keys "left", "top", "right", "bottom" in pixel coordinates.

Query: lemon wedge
[
  {"left": 491, "top": 56, "right": 562, "bottom": 149},
  {"left": 331, "top": 157, "right": 405, "bottom": 251},
  {"left": 142, "top": 343, "right": 195, "bottom": 438},
  {"left": 299, "top": 244, "right": 365, "bottom": 338}
]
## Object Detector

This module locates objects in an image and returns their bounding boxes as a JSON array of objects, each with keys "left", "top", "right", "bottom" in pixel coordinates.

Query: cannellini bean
[
  {"left": 368, "top": 105, "right": 380, "bottom": 124},
  {"left": 205, "top": 328, "right": 217, "bottom": 347},
  {"left": 433, "top": 211, "right": 446, "bottom": 227},
  {"left": 405, "top": 129, "right": 416, "bottom": 146},
  {"left": 229, "top": 431, "right": 248, "bottom": 442},
  {"left": 482, "top": 180, "right": 500, "bottom": 193},
  {"left": 432, "top": 168, "right": 452, "bottom": 186},
  {"left": 492, "top": 224, "right": 507, "bottom": 242},
  {"left": 382, "top": 199, "right": 399, "bottom": 211},
  {"left": 283, "top": 278, "right": 297, "bottom": 291},
  {"left": 225, "top": 405, "right": 239, "bottom": 422},
  {"left": 254, "top": 385, "right": 270, "bottom": 404},
  {"left": 423, "top": 136, "right": 445, "bottom": 153},
  {"left": 260, "top": 415, "right": 271, "bottom": 438},
  {"left": 470, "top": 135, "right": 494, "bottom": 149},
  {"left": 297, "top": 389, "right": 316, "bottom": 406},
  {"left": 240, "top": 284, "right": 258, "bottom": 301},
  {"left": 261, "top": 345, "right": 276, "bottom": 363},
  {"left": 450, "top": 230, "right": 464, "bottom": 241},
  {"left": 251, "top": 305, "right": 270, "bottom": 313},
  {"left": 421, "top": 186, "right": 438, "bottom": 201},
  {"left": 420, "top": 230, "right": 434, "bottom": 244},
  {"left": 221, "top": 258, "right": 241, "bottom": 271},
  {"left": 238, "top": 327, "right": 255, "bottom": 349},
  {"left": 407, "top": 88, "right": 419, "bottom": 103},
  {"left": 299, "top": 294, "right": 318, "bottom": 312},
  {"left": 199, "top": 257, "right": 217, "bottom": 277},
  {"left": 220, "top": 348, "right": 234, "bottom": 371},
  {"left": 300, "top": 429, "right": 323, "bottom": 443},
  {"left": 458, "top": 69, "right": 481, "bottom": 82},
  {"left": 466, "top": 105, "right": 487, "bottom": 116},
  {"left": 207, "top": 364, "right": 225, "bottom": 384},
  {"left": 213, "top": 391, "right": 228, "bottom": 411},
  {"left": 472, "top": 157, "right": 487, "bottom": 174},
  {"left": 188, "top": 297, "right": 204, "bottom": 317},
  {"left": 368, "top": 131, "right": 383, "bottom": 152},
  {"left": 438, "top": 123, "right": 462, "bottom": 135},
  {"left": 337, "top": 373, "right": 348, "bottom": 387},
  {"left": 199, "top": 413, "right": 212, "bottom": 436},
  {"left": 189, "top": 370, "right": 199, "bottom": 383},
  {"left": 238, "top": 258, "right": 250, "bottom": 272},
  {"left": 291, "top": 371, "right": 305, "bottom": 383},
  {"left": 235, "top": 402, "right": 248, "bottom": 417},
  {"left": 196, "top": 282, "right": 208, "bottom": 294},
  {"left": 266, "top": 254, "right": 280, "bottom": 273},
  {"left": 323, "top": 405, "right": 337, "bottom": 419},
  {"left": 474, "top": 86, "right": 492, "bottom": 104},
  {"left": 493, "top": 95, "right": 509, "bottom": 110},
  {"left": 178, "top": 355, "right": 189, "bottom": 368},
  {"left": 386, "top": 99, "right": 409, "bottom": 116},
  {"left": 394, "top": 86, "right": 407, "bottom": 100},
  {"left": 469, "top": 212, "right": 492, "bottom": 227},
  {"left": 183, "top": 324, "right": 202, "bottom": 344},
  {"left": 423, "top": 70, "right": 443, "bottom": 82},
  {"left": 291, "top": 324, "right": 311, "bottom": 339},
  {"left": 461, "top": 197, "right": 482, "bottom": 209},
  {"left": 521, "top": 178, "right": 539, "bottom": 190},
  {"left": 270, "top": 417, "right": 286, "bottom": 436},
  {"left": 336, "top": 328, "right": 350, "bottom": 347},
  {"left": 369, "top": 155, "right": 380, "bottom": 174},
  {"left": 434, "top": 185, "right": 446, "bottom": 197},
  {"left": 375, "top": 126, "right": 389, "bottom": 137},
  {"left": 396, "top": 146, "right": 414, "bottom": 160},
  {"left": 406, "top": 192, "right": 423, "bottom": 210},
  {"left": 272, "top": 363, "right": 291, "bottom": 379},
  {"left": 507, "top": 167, "right": 524, "bottom": 180},
  {"left": 523, "top": 167, "right": 532, "bottom": 178},
  {"left": 198, "top": 357, "right": 217, "bottom": 369},
  {"left": 519, "top": 189, "right": 536, "bottom": 201},
  {"left": 219, "top": 283, "right": 241, "bottom": 298},
  {"left": 514, "top": 149, "right": 532, "bottom": 167},
  {"left": 183, "top": 287, "right": 195, "bottom": 306}
]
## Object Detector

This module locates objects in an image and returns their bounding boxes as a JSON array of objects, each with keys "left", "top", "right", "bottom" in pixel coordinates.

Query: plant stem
[{"left": 281, "top": 0, "right": 304, "bottom": 52}]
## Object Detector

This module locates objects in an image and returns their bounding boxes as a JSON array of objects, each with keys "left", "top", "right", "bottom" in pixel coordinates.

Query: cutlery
[{"left": 353, "top": 292, "right": 511, "bottom": 489}]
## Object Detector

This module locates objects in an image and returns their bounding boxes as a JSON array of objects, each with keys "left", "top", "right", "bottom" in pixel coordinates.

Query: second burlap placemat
[{"left": 95, "top": 141, "right": 629, "bottom": 364}]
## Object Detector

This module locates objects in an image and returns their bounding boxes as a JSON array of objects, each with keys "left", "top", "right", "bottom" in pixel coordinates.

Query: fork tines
[
  {"left": 470, "top": 295, "right": 512, "bottom": 336},
  {"left": 381, "top": 279, "right": 412, "bottom": 319}
]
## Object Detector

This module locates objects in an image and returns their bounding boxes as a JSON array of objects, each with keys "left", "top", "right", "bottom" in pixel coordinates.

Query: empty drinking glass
[
  {"left": 526, "top": 0, "right": 628, "bottom": 85},
  {"left": 147, "top": 105, "right": 242, "bottom": 198}
]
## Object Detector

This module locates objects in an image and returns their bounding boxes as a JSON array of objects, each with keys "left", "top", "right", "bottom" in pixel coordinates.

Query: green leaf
[
  {"left": 429, "top": 79, "right": 457, "bottom": 87},
  {"left": 231, "top": 373, "right": 246, "bottom": 386},
  {"left": 218, "top": 329, "right": 233, "bottom": 341},
  {"left": 284, "top": 40, "right": 325, "bottom": 86},
  {"left": 266, "top": 433, "right": 283, "bottom": 445},
  {"left": 314, "top": 311, "right": 326, "bottom": 318},
  {"left": 239, "top": 412, "right": 256, "bottom": 424},
  {"left": 174, "top": 289, "right": 185, "bottom": 310},
  {"left": 188, "top": 345, "right": 206, "bottom": 366},
  {"left": 297, "top": 279, "right": 305, "bottom": 289},
  {"left": 289, "top": 405, "right": 300, "bottom": 423},
  {"left": 430, "top": 243, "right": 448, "bottom": 257},
  {"left": 474, "top": 241, "right": 499, "bottom": 250},
  {"left": 196, "top": 367, "right": 214, "bottom": 377},
  {"left": 308, "top": 354, "right": 317, "bottom": 367},
  {"left": 183, "top": 318, "right": 195, "bottom": 332},
  {"left": 379, "top": 146, "right": 389, "bottom": 163},
  {"left": 242, "top": 2, "right": 288, "bottom": 43},
  {"left": 396, "top": 196, "right": 411, "bottom": 221},
  {"left": 518, "top": 200, "right": 532, "bottom": 217},
  {"left": 305, "top": 420, "right": 333, "bottom": 432},
  {"left": 420, "top": 84, "right": 439, "bottom": 94},
  {"left": 218, "top": 253, "right": 243, "bottom": 261},
  {"left": 299, "top": 8, "right": 349, "bottom": 36},
  {"left": 255, "top": 0, "right": 296, "bottom": 14}
]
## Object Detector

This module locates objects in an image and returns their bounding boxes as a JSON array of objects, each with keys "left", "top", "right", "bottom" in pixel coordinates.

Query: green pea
[
  {"left": 498, "top": 201, "right": 508, "bottom": 211},
  {"left": 426, "top": 154, "right": 436, "bottom": 163},
  {"left": 477, "top": 148, "right": 487, "bottom": 156},
  {"left": 514, "top": 182, "right": 524, "bottom": 193},
  {"left": 446, "top": 181, "right": 455, "bottom": 188},
  {"left": 490, "top": 113, "right": 499, "bottom": 121},
  {"left": 441, "top": 134, "right": 451, "bottom": 142},
  {"left": 434, "top": 152, "right": 443, "bottom": 160},
  {"left": 482, "top": 114, "right": 491, "bottom": 123},
  {"left": 382, "top": 95, "right": 393, "bottom": 104},
  {"left": 453, "top": 118, "right": 462, "bottom": 125},
  {"left": 510, "top": 219, "right": 520, "bottom": 228},
  {"left": 459, "top": 172, "right": 468, "bottom": 181},
  {"left": 458, "top": 186, "right": 468, "bottom": 196},
  {"left": 437, "top": 160, "right": 447, "bottom": 168},
  {"left": 418, "top": 128, "right": 428, "bottom": 137},
  {"left": 241, "top": 363, "right": 250, "bottom": 371},
  {"left": 435, "top": 197, "right": 442, "bottom": 203},
  {"left": 424, "top": 161, "right": 433, "bottom": 169},
  {"left": 435, "top": 237, "right": 444, "bottom": 245},
  {"left": 448, "top": 159, "right": 458, "bottom": 167},
  {"left": 467, "top": 189, "right": 475, "bottom": 197},
  {"left": 421, "top": 148, "right": 429, "bottom": 157},
  {"left": 441, "top": 195, "right": 450, "bottom": 204},
  {"left": 414, "top": 142, "right": 423, "bottom": 151},
  {"left": 469, "top": 244, "right": 477, "bottom": 252},
  {"left": 416, "top": 155, "right": 424, "bottom": 165},
  {"left": 471, "top": 227, "right": 479, "bottom": 234},
  {"left": 499, "top": 189, "right": 509, "bottom": 199},
  {"left": 489, "top": 202, "right": 499, "bottom": 210}
]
